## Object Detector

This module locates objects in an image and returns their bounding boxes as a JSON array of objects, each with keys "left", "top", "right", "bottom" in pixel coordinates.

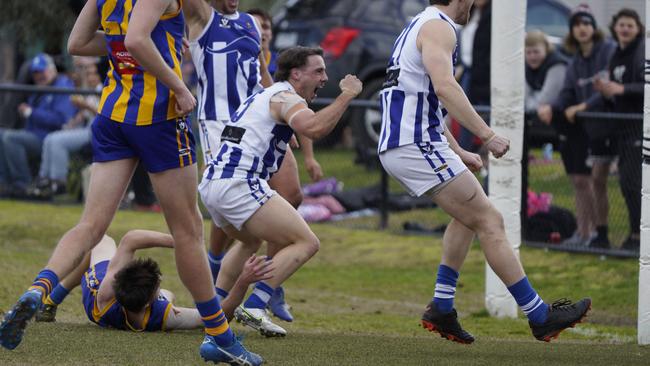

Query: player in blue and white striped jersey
[
  {"left": 198, "top": 46, "right": 362, "bottom": 339},
  {"left": 185, "top": 0, "right": 323, "bottom": 328},
  {"left": 378, "top": 0, "right": 590, "bottom": 344}
]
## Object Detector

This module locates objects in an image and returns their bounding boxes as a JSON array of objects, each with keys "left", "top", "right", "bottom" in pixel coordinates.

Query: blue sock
[
  {"left": 196, "top": 297, "right": 234, "bottom": 345},
  {"left": 29, "top": 269, "right": 60, "bottom": 299},
  {"left": 243, "top": 281, "right": 274, "bottom": 309},
  {"left": 216, "top": 287, "right": 229, "bottom": 302},
  {"left": 507, "top": 277, "right": 549, "bottom": 324},
  {"left": 48, "top": 284, "right": 70, "bottom": 305},
  {"left": 432, "top": 264, "right": 459, "bottom": 314},
  {"left": 208, "top": 251, "right": 225, "bottom": 284}
]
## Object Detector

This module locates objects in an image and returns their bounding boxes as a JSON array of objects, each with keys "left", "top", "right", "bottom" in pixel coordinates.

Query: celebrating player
[{"left": 378, "top": 0, "right": 591, "bottom": 343}]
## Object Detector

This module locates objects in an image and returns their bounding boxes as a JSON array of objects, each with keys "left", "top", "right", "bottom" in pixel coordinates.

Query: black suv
[{"left": 271, "top": 0, "right": 570, "bottom": 160}]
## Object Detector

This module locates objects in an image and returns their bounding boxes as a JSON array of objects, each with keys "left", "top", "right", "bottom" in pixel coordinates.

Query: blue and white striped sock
[
  {"left": 208, "top": 250, "right": 225, "bottom": 284},
  {"left": 433, "top": 264, "right": 459, "bottom": 314},
  {"left": 216, "top": 287, "right": 229, "bottom": 303},
  {"left": 243, "top": 281, "right": 275, "bottom": 309},
  {"left": 507, "top": 277, "right": 549, "bottom": 324}
]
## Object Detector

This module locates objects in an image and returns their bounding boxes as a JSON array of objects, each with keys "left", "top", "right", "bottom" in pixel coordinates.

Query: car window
[
  {"left": 282, "top": 0, "right": 356, "bottom": 18},
  {"left": 354, "top": 0, "right": 426, "bottom": 25},
  {"left": 527, "top": 3, "right": 568, "bottom": 39},
  {"left": 401, "top": 0, "right": 428, "bottom": 19}
]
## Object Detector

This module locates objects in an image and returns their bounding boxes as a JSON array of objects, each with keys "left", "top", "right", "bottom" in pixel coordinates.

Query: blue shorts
[{"left": 91, "top": 115, "right": 196, "bottom": 173}]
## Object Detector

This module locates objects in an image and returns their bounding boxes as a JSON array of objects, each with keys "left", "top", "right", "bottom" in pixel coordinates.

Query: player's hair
[
  {"left": 274, "top": 46, "right": 324, "bottom": 81},
  {"left": 113, "top": 258, "right": 162, "bottom": 313},
  {"left": 247, "top": 8, "right": 272, "bottom": 26},
  {"left": 430, "top": 0, "right": 452, "bottom": 5},
  {"left": 609, "top": 8, "right": 644, "bottom": 44}
]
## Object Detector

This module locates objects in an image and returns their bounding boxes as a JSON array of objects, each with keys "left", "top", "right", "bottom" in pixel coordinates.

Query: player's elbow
[
  {"left": 432, "top": 79, "right": 457, "bottom": 100},
  {"left": 124, "top": 33, "right": 145, "bottom": 55},
  {"left": 67, "top": 37, "right": 83, "bottom": 56}
]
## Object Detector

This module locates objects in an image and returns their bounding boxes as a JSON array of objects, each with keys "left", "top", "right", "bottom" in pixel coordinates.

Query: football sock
[
  {"left": 44, "top": 284, "right": 70, "bottom": 306},
  {"left": 196, "top": 296, "right": 234, "bottom": 345},
  {"left": 507, "top": 277, "right": 549, "bottom": 324},
  {"left": 216, "top": 287, "right": 229, "bottom": 303},
  {"left": 243, "top": 281, "right": 274, "bottom": 309},
  {"left": 433, "top": 264, "right": 459, "bottom": 314},
  {"left": 208, "top": 250, "right": 225, "bottom": 285},
  {"left": 29, "top": 269, "right": 59, "bottom": 300}
]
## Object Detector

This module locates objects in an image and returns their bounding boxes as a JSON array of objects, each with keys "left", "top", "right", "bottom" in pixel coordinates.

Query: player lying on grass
[{"left": 34, "top": 230, "right": 273, "bottom": 331}]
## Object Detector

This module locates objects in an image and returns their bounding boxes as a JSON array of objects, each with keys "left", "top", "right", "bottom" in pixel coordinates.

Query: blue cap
[{"left": 30, "top": 53, "right": 55, "bottom": 73}]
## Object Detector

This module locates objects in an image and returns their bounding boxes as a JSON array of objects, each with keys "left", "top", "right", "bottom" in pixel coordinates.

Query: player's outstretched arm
[
  {"left": 419, "top": 21, "right": 509, "bottom": 158},
  {"left": 284, "top": 75, "right": 362, "bottom": 140},
  {"left": 221, "top": 255, "right": 274, "bottom": 321},
  {"left": 68, "top": 0, "right": 107, "bottom": 56},
  {"left": 184, "top": 0, "right": 212, "bottom": 41},
  {"left": 125, "top": 0, "right": 196, "bottom": 115}
]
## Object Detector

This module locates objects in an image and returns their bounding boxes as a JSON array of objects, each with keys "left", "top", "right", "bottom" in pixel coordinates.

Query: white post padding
[
  {"left": 485, "top": 0, "right": 527, "bottom": 318},
  {"left": 638, "top": 0, "right": 650, "bottom": 345}
]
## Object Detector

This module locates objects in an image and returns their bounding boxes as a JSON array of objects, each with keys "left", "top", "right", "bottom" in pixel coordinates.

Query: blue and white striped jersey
[
  {"left": 377, "top": 6, "right": 458, "bottom": 153},
  {"left": 190, "top": 10, "right": 263, "bottom": 122},
  {"left": 203, "top": 81, "right": 300, "bottom": 181}
]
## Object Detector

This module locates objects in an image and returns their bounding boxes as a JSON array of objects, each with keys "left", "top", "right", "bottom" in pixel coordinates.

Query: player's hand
[
  {"left": 339, "top": 74, "right": 362, "bottom": 97},
  {"left": 459, "top": 150, "right": 483, "bottom": 172},
  {"left": 181, "top": 37, "right": 190, "bottom": 55},
  {"left": 537, "top": 104, "right": 552, "bottom": 125},
  {"left": 239, "top": 255, "right": 274, "bottom": 285},
  {"left": 485, "top": 134, "right": 510, "bottom": 159},
  {"left": 174, "top": 86, "right": 197, "bottom": 116},
  {"left": 304, "top": 157, "right": 323, "bottom": 182},
  {"left": 289, "top": 135, "right": 300, "bottom": 149}
]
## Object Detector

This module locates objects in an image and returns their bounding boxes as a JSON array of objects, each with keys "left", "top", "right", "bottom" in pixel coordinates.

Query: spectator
[
  {"left": 537, "top": 4, "right": 616, "bottom": 247},
  {"left": 0, "top": 53, "right": 77, "bottom": 197},
  {"left": 524, "top": 31, "right": 567, "bottom": 113},
  {"left": 468, "top": 0, "right": 491, "bottom": 106},
  {"left": 248, "top": 8, "right": 277, "bottom": 77},
  {"left": 28, "top": 57, "right": 101, "bottom": 199},
  {"left": 593, "top": 9, "right": 645, "bottom": 252}
]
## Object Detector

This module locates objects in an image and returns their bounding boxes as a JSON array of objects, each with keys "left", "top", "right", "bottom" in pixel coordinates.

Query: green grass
[{"left": 0, "top": 199, "right": 648, "bottom": 365}]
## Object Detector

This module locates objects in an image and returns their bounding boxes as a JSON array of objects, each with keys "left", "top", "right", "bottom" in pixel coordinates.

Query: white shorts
[
  {"left": 198, "top": 177, "right": 275, "bottom": 230},
  {"left": 197, "top": 119, "right": 226, "bottom": 165},
  {"left": 379, "top": 142, "right": 467, "bottom": 197}
]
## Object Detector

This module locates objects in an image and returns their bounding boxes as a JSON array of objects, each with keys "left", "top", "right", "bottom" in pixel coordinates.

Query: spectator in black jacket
[
  {"left": 594, "top": 8, "right": 645, "bottom": 252},
  {"left": 537, "top": 4, "right": 616, "bottom": 247}
]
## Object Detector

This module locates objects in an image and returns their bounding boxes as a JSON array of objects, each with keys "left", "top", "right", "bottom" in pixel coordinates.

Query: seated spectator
[
  {"left": 28, "top": 57, "right": 102, "bottom": 199},
  {"left": 537, "top": 4, "right": 616, "bottom": 247},
  {"left": 524, "top": 30, "right": 567, "bottom": 113},
  {"left": 593, "top": 8, "right": 645, "bottom": 252},
  {"left": 0, "top": 53, "right": 77, "bottom": 197}
]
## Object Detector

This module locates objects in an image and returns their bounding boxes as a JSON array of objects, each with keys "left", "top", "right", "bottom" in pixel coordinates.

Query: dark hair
[
  {"left": 430, "top": 0, "right": 452, "bottom": 5},
  {"left": 562, "top": 25, "right": 604, "bottom": 55},
  {"left": 609, "top": 8, "right": 645, "bottom": 44},
  {"left": 274, "top": 46, "right": 324, "bottom": 81},
  {"left": 247, "top": 8, "right": 272, "bottom": 27},
  {"left": 113, "top": 258, "right": 161, "bottom": 312}
]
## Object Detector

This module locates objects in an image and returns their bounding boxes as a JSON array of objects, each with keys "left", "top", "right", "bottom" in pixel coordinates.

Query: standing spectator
[
  {"left": 594, "top": 9, "right": 645, "bottom": 252},
  {"left": 468, "top": 0, "right": 491, "bottom": 107},
  {"left": 524, "top": 31, "right": 567, "bottom": 113},
  {"left": 537, "top": 4, "right": 615, "bottom": 247},
  {"left": 29, "top": 57, "right": 102, "bottom": 199},
  {"left": 247, "top": 8, "right": 277, "bottom": 77},
  {"left": 0, "top": 53, "right": 77, "bottom": 197}
]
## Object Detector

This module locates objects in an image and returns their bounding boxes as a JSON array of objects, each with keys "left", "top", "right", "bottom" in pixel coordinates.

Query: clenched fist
[
  {"left": 485, "top": 134, "right": 510, "bottom": 158},
  {"left": 339, "top": 74, "right": 363, "bottom": 97}
]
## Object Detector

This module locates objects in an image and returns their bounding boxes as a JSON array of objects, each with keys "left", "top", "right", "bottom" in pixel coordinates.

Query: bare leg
[
  {"left": 215, "top": 231, "right": 262, "bottom": 292},
  {"left": 209, "top": 223, "right": 235, "bottom": 257},
  {"left": 570, "top": 174, "right": 595, "bottom": 238},
  {"left": 45, "top": 160, "right": 137, "bottom": 278},
  {"left": 149, "top": 165, "right": 213, "bottom": 302},
  {"left": 59, "top": 252, "right": 91, "bottom": 291},
  {"left": 431, "top": 171, "right": 524, "bottom": 286},
  {"left": 438, "top": 218, "right": 475, "bottom": 271}
]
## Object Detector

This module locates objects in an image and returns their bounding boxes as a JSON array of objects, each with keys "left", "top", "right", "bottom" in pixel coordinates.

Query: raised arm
[
  {"left": 184, "top": 0, "right": 213, "bottom": 41},
  {"left": 419, "top": 20, "right": 508, "bottom": 158},
  {"left": 96, "top": 230, "right": 174, "bottom": 304},
  {"left": 278, "top": 75, "right": 362, "bottom": 140},
  {"left": 67, "top": 0, "right": 107, "bottom": 56},
  {"left": 125, "top": 0, "right": 196, "bottom": 115}
]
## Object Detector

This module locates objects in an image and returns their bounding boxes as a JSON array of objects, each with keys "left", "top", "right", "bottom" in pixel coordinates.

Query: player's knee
[{"left": 303, "top": 232, "right": 320, "bottom": 258}]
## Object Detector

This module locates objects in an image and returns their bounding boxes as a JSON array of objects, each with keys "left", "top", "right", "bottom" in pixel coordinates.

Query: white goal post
[
  {"left": 485, "top": 0, "right": 527, "bottom": 318},
  {"left": 638, "top": 0, "right": 650, "bottom": 346}
]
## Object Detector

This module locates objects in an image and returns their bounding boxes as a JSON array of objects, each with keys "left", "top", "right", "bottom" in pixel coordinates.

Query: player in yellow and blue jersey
[{"left": 0, "top": 1, "right": 262, "bottom": 364}]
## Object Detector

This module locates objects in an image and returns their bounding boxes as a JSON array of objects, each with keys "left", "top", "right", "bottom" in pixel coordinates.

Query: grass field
[{"left": 0, "top": 199, "right": 648, "bottom": 365}]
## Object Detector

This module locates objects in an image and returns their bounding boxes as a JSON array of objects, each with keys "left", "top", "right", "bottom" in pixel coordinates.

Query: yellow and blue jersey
[
  {"left": 81, "top": 261, "right": 173, "bottom": 332},
  {"left": 96, "top": 0, "right": 185, "bottom": 125}
]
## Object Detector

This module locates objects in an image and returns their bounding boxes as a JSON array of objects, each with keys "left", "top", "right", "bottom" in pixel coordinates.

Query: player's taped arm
[
  {"left": 275, "top": 92, "right": 356, "bottom": 140},
  {"left": 419, "top": 20, "right": 493, "bottom": 143},
  {"left": 68, "top": 0, "right": 107, "bottom": 56},
  {"left": 165, "top": 306, "right": 204, "bottom": 330}
]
